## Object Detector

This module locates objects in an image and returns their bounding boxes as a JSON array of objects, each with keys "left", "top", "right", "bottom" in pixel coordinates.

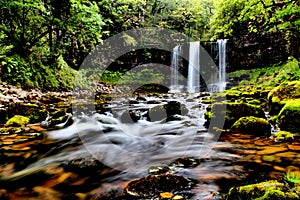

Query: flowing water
[
  {"left": 170, "top": 45, "right": 183, "bottom": 93},
  {"left": 187, "top": 42, "right": 200, "bottom": 93},
  {"left": 1, "top": 92, "right": 299, "bottom": 199},
  {"left": 217, "top": 39, "right": 227, "bottom": 92}
]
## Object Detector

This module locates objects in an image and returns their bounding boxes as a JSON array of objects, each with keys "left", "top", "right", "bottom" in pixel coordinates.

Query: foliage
[
  {"left": 209, "top": 0, "right": 300, "bottom": 70},
  {"left": 285, "top": 170, "right": 300, "bottom": 184},
  {"left": 228, "top": 58, "right": 300, "bottom": 88}
]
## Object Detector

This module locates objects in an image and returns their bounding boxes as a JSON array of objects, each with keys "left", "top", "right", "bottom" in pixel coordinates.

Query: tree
[{"left": 209, "top": 0, "right": 299, "bottom": 71}]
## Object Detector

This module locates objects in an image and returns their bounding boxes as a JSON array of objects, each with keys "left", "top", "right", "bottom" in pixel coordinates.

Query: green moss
[
  {"left": 231, "top": 116, "right": 271, "bottom": 136},
  {"left": 227, "top": 180, "right": 299, "bottom": 200},
  {"left": 6, "top": 115, "right": 30, "bottom": 127},
  {"left": 206, "top": 102, "right": 266, "bottom": 130},
  {"left": 277, "top": 99, "right": 300, "bottom": 134},
  {"left": 268, "top": 81, "right": 300, "bottom": 115},
  {"left": 270, "top": 131, "right": 294, "bottom": 142},
  {"left": 248, "top": 99, "right": 261, "bottom": 105}
]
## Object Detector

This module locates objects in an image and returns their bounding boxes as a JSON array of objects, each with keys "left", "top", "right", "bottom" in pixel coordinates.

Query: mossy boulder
[
  {"left": 7, "top": 103, "right": 48, "bottom": 123},
  {"left": 231, "top": 116, "right": 271, "bottom": 136},
  {"left": 277, "top": 99, "right": 300, "bottom": 134},
  {"left": 6, "top": 115, "right": 30, "bottom": 127},
  {"left": 267, "top": 81, "right": 300, "bottom": 115},
  {"left": 227, "top": 180, "right": 300, "bottom": 200},
  {"left": 205, "top": 102, "right": 266, "bottom": 130}
]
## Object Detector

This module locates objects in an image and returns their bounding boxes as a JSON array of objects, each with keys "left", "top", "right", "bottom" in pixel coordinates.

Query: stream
[{"left": 0, "top": 92, "right": 299, "bottom": 199}]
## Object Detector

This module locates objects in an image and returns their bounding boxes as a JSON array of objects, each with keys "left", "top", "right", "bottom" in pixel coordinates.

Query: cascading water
[
  {"left": 217, "top": 39, "right": 228, "bottom": 92},
  {"left": 187, "top": 41, "right": 200, "bottom": 93},
  {"left": 170, "top": 45, "right": 182, "bottom": 93}
]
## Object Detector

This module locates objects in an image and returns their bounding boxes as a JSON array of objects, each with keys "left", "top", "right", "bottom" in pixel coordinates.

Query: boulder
[
  {"left": 205, "top": 102, "right": 266, "bottom": 130},
  {"left": 125, "top": 174, "right": 196, "bottom": 199},
  {"left": 277, "top": 99, "right": 300, "bottom": 134},
  {"left": 231, "top": 116, "right": 271, "bottom": 136}
]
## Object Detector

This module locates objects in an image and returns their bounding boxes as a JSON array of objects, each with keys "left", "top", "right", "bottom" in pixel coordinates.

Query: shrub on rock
[
  {"left": 277, "top": 99, "right": 300, "bottom": 134},
  {"left": 231, "top": 116, "right": 271, "bottom": 136}
]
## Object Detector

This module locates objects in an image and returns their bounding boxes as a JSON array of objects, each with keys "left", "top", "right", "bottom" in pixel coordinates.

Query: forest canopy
[{"left": 0, "top": 0, "right": 298, "bottom": 89}]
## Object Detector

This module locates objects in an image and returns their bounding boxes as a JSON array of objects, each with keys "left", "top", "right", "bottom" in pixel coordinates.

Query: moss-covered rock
[
  {"left": 7, "top": 103, "right": 48, "bottom": 123},
  {"left": 6, "top": 115, "right": 30, "bottom": 127},
  {"left": 270, "top": 131, "right": 294, "bottom": 142},
  {"left": 227, "top": 180, "right": 300, "bottom": 200},
  {"left": 277, "top": 99, "right": 300, "bottom": 134},
  {"left": 205, "top": 102, "right": 266, "bottom": 130},
  {"left": 268, "top": 81, "right": 300, "bottom": 115},
  {"left": 231, "top": 116, "right": 271, "bottom": 136}
]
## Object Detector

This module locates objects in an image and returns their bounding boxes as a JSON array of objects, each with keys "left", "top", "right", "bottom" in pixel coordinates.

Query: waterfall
[
  {"left": 187, "top": 41, "right": 200, "bottom": 93},
  {"left": 217, "top": 39, "right": 227, "bottom": 92},
  {"left": 170, "top": 45, "right": 182, "bottom": 93}
]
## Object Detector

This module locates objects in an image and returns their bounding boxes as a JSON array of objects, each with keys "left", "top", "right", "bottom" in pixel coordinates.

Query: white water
[
  {"left": 217, "top": 39, "right": 227, "bottom": 92},
  {"left": 170, "top": 45, "right": 183, "bottom": 93},
  {"left": 187, "top": 42, "right": 200, "bottom": 93}
]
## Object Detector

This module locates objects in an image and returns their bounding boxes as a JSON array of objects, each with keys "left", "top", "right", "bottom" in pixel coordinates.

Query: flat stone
[
  {"left": 288, "top": 145, "right": 300, "bottom": 152},
  {"left": 257, "top": 147, "right": 287, "bottom": 155},
  {"left": 276, "top": 152, "right": 297, "bottom": 159}
]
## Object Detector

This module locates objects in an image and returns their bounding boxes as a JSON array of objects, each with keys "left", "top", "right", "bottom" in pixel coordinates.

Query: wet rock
[
  {"left": 149, "top": 101, "right": 188, "bottom": 122},
  {"left": 148, "top": 166, "right": 171, "bottom": 175},
  {"left": 227, "top": 180, "right": 300, "bottom": 200},
  {"left": 7, "top": 103, "right": 48, "bottom": 123},
  {"left": 267, "top": 81, "right": 300, "bottom": 115},
  {"left": 231, "top": 116, "right": 271, "bottom": 136},
  {"left": 277, "top": 99, "right": 300, "bottom": 134},
  {"left": 125, "top": 174, "right": 196, "bottom": 199},
  {"left": 60, "top": 156, "right": 115, "bottom": 177},
  {"left": 0, "top": 189, "right": 9, "bottom": 200},
  {"left": 42, "top": 110, "right": 73, "bottom": 129},
  {"left": 170, "top": 158, "right": 201, "bottom": 168},
  {"left": 6, "top": 115, "right": 30, "bottom": 127},
  {"left": 0, "top": 108, "right": 7, "bottom": 124}
]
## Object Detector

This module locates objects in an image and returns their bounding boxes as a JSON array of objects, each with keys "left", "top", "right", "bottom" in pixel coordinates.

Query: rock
[
  {"left": 0, "top": 189, "right": 9, "bottom": 200},
  {"left": 149, "top": 101, "right": 188, "bottom": 122},
  {"left": 205, "top": 102, "right": 266, "bottom": 130},
  {"left": 169, "top": 157, "right": 201, "bottom": 168},
  {"left": 148, "top": 166, "right": 171, "bottom": 175},
  {"left": 231, "top": 116, "right": 271, "bottom": 136},
  {"left": 7, "top": 103, "right": 48, "bottom": 124},
  {"left": 0, "top": 108, "right": 7, "bottom": 124},
  {"left": 267, "top": 81, "right": 300, "bottom": 115},
  {"left": 6, "top": 115, "right": 30, "bottom": 127},
  {"left": 125, "top": 174, "right": 196, "bottom": 199},
  {"left": 227, "top": 180, "right": 300, "bottom": 200},
  {"left": 277, "top": 99, "right": 300, "bottom": 134}
]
